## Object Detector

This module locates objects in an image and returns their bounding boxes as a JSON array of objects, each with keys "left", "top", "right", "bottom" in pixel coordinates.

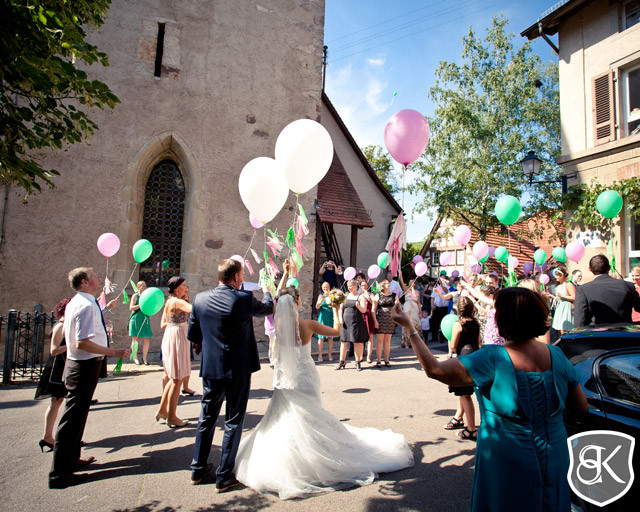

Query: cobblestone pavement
[{"left": 0, "top": 334, "right": 476, "bottom": 512}]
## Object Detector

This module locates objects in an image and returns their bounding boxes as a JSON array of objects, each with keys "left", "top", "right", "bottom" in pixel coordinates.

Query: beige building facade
[{"left": 523, "top": 0, "right": 640, "bottom": 278}]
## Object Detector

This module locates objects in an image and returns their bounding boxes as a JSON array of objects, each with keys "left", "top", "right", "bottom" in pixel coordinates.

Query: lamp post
[{"left": 520, "top": 150, "right": 575, "bottom": 194}]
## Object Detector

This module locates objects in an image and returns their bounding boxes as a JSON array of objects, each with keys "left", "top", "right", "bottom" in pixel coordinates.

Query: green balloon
[
  {"left": 596, "top": 190, "right": 623, "bottom": 219},
  {"left": 133, "top": 239, "right": 153, "bottom": 263},
  {"left": 495, "top": 195, "right": 522, "bottom": 226},
  {"left": 479, "top": 253, "right": 489, "bottom": 263},
  {"left": 494, "top": 246, "right": 508, "bottom": 263},
  {"left": 139, "top": 287, "right": 164, "bottom": 316},
  {"left": 377, "top": 252, "right": 389, "bottom": 269},
  {"left": 162, "top": 259, "right": 170, "bottom": 269},
  {"left": 533, "top": 249, "right": 548, "bottom": 265},
  {"left": 286, "top": 277, "right": 299, "bottom": 288},
  {"left": 552, "top": 247, "right": 567, "bottom": 263},
  {"left": 441, "top": 314, "right": 459, "bottom": 342}
]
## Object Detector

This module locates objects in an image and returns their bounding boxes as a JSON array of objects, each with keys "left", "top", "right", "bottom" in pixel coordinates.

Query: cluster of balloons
[
  {"left": 239, "top": 119, "right": 334, "bottom": 224},
  {"left": 342, "top": 251, "right": 391, "bottom": 283},
  {"left": 384, "top": 109, "right": 430, "bottom": 166}
]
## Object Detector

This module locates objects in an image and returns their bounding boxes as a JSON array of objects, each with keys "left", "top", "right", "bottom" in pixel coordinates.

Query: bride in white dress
[{"left": 234, "top": 285, "right": 414, "bottom": 500}]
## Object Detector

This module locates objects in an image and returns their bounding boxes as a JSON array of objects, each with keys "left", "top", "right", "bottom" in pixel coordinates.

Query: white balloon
[
  {"left": 238, "top": 157, "right": 289, "bottom": 223},
  {"left": 275, "top": 119, "right": 334, "bottom": 194}
]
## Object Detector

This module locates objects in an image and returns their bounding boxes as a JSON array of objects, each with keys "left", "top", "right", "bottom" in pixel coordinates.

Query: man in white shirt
[
  {"left": 386, "top": 272, "right": 402, "bottom": 297},
  {"left": 49, "top": 267, "right": 129, "bottom": 489}
]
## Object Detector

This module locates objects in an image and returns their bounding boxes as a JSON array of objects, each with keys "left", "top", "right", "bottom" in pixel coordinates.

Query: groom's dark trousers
[{"left": 187, "top": 283, "right": 273, "bottom": 483}]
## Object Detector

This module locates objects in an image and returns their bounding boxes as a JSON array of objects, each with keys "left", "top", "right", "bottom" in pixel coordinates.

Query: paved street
[{"left": 0, "top": 339, "right": 476, "bottom": 512}]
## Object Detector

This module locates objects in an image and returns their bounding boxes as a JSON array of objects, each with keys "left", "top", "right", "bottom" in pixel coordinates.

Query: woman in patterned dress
[{"left": 373, "top": 279, "right": 399, "bottom": 367}]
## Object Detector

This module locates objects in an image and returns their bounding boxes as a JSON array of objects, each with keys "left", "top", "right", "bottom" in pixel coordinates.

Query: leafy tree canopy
[
  {"left": 361, "top": 144, "right": 399, "bottom": 195},
  {"left": 410, "top": 15, "right": 561, "bottom": 239},
  {"left": 0, "top": 0, "right": 119, "bottom": 196}
]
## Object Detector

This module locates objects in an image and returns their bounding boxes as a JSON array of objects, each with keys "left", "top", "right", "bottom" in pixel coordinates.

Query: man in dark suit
[
  {"left": 574, "top": 254, "right": 640, "bottom": 327},
  {"left": 187, "top": 258, "right": 273, "bottom": 490}
]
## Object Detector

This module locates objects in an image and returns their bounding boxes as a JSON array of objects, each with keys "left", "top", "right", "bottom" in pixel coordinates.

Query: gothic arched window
[{"left": 139, "top": 159, "right": 185, "bottom": 287}]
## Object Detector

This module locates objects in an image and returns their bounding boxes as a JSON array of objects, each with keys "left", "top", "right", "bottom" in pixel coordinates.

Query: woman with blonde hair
[
  {"left": 128, "top": 280, "right": 153, "bottom": 365},
  {"left": 548, "top": 266, "right": 576, "bottom": 335},
  {"left": 336, "top": 279, "right": 369, "bottom": 371}
]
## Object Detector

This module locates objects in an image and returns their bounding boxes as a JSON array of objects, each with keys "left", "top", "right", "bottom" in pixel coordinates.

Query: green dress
[
  {"left": 129, "top": 294, "right": 153, "bottom": 338},
  {"left": 317, "top": 297, "right": 338, "bottom": 340},
  {"left": 459, "top": 344, "right": 579, "bottom": 512}
]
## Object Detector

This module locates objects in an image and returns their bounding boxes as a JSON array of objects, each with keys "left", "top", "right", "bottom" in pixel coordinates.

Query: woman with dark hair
[
  {"left": 156, "top": 276, "right": 192, "bottom": 428},
  {"left": 443, "top": 296, "right": 480, "bottom": 440},
  {"left": 549, "top": 266, "right": 575, "bottom": 335},
  {"left": 392, "top": 287, "right": 587, "bottom": 512},
  {"left": 34, "top": 298, "right": 72, "bottom": 452}
]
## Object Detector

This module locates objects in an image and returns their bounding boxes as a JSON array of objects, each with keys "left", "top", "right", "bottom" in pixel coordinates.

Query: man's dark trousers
[
  {"left": 49, "top": 358, "right": 102, "bottom": 484},
  {"left": 191, "top": 373, "right": 251, "bottom": 482},
  {"left": 431, "top": 306, "right": 448, "bottom": 342}
]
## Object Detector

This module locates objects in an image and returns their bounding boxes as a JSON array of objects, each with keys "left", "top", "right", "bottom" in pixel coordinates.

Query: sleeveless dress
[
  {"left": 340, "top": 298, "right": 369, "bottom": 343},
  {"left": 34, "top": 334, "right": 67, "bottom": 400},
  {"left": 234, "top": 342, "right": 414, "bottom": 499},
  {"left": 129, "top": 294, "right": 153, "bottom": 338},
  {"left": 552, "top": 283, "right": 573, "bottom": 331},
  {"left": 361, "top": 293, "right": 376, "bottom": 335},
  {"left": 317, "top": 296, "right": 338, "bottom": 340},
  {"left": 459, "top": 345, "right": 579, "bottom": 512},
  {"left": 375, "top": 293, "right": 396, "bottom": 334},
  {"left": 161, "top": 307, "right": 191, "bottom": 380},
  {"left": 448, "top": 320, "right": 479, "bottom": 397}
]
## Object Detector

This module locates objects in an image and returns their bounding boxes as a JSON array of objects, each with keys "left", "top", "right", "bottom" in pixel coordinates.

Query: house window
[
  {"left": 623, "top": 65, "right": 640, "bottom": 137},
  {"left": 140, "top": 159, "right": 185, "bottom": 287},
  {"left": 626, "top": 214, "right": 640, "bottom": 272},
  {"left": 432, "top": 251, "right": 440, "bottom": 266},
  {"left": 456, "top": 249, "right": 464, "bottom": 265},
  {"left": 624, "top": 1, "right": 640, "bottom": 30}
]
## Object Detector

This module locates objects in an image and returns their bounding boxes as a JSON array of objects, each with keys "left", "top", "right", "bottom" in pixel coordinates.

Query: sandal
[
  {"left": 444, "top": 417, "right": 465, "bottom": 430},
  {"left": 384, "top": 361, "right": 391, "bottom": 367},
  {"left": 375, "top": 361, "right": 382, "bottom": 368},
  {"left": 457, "top": 427, "right": 478, "bottom": 441}
]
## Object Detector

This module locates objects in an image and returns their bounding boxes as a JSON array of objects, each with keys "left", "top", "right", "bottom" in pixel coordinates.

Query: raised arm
[
  {"left": 398, "top": 272, "right": 408, "bottom": 292},
  {"left": 391, "top": 304, "right": 473, "bottom": 386},
  {"left": 459, "top": 281, "right": 493, "bottom": 306},
  {"left": 277, "top": 259, "right": 291, "bottom": 294}
]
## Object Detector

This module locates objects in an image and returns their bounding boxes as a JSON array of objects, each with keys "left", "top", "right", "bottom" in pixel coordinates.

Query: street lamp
[{"left": 520, "top": 150, "right": 575, "bottom": 194}]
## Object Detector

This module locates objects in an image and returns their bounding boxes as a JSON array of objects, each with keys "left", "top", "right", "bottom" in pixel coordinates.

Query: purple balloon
[
  {"left": 451, "top": 270, "right": 460, "bottom": 278},
  {"left": 536, "top": 262, "right": 548, "bottom": 272},
  {"left": 488, "top": 246, "right": 496, "bottom": 258},
  {"left": 384, "top": 110, "right": 430, "bottom": 166},
  {"left": 413, "top": 254, "right": 423, "bottom": 264},
  {"left": 471, "top": 264, "right": 482, "bottom": 274},
  {"left": 522, "top": 262, "right": 533, "bottom": 274}
]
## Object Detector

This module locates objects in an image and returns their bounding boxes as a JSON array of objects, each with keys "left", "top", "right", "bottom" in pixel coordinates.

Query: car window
[{"left": 598, "top": 353, "right": 640, "bottom": 405}]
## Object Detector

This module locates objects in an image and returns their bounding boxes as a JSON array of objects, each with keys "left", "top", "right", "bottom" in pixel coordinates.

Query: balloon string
[
  {"left": 243, "top": 228, "right": 257, "bottom": 263},
  {"left": 113, "top": 263, "right": 139, "bottom": 302},
  {"left": 402, "top": 165, "right": 406, "bottom": 210}
]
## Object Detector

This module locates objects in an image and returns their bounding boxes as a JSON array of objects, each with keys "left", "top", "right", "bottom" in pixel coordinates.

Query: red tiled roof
[{"left": 316, "top": 152, "right": 375, "bottom": 228}]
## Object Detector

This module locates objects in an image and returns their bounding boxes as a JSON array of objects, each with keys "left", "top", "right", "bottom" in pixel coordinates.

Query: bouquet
[{"left": 326, "top": 288, "right": 346, "bottom": 308}]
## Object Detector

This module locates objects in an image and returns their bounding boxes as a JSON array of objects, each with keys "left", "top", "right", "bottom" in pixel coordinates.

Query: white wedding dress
[{"left": 234, "top": 295, "right": 414, "bottom": 500}]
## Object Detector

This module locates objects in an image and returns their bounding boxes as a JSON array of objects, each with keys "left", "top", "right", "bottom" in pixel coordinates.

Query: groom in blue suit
[{"left": 188, "top": 258, "right": 274, "bottom": 489}]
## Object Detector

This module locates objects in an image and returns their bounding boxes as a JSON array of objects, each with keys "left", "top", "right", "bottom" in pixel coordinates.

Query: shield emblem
[{"left": 567, "top": 430, "right": 635, "bottom": 507}]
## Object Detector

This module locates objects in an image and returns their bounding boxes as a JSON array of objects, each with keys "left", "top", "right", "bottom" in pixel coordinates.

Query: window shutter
[{"left": 592, "top": 70, "right": 615, "bottom": 145}]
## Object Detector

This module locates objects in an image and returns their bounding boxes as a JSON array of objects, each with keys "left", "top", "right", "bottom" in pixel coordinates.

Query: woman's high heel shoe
[
  {"left": 335, "top": 361, "right": 346, "bottom": 370},
  {"left": 39, "top": 439, "right": 54, "bottom": 452},
  {"left": 155, "top": 412, "right": 168, "bottom": 423},
  {"left": 167, "top": 419, "right": 189, "bottom": 428}
]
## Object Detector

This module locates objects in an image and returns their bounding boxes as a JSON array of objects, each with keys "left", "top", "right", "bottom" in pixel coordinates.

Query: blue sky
[{"left": 324, "top": 0, "right": 560, "bottom": 242}]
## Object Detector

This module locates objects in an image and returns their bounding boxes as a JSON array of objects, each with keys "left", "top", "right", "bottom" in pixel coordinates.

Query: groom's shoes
[
  {"left": 191, "top": 463, "right": 214, "bottom": 485},
  {"left": 216, "top": 475, "right": 241, "bottom": 493}
]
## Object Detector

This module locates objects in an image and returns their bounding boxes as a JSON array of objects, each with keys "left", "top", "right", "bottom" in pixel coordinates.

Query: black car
[{"left": 555, "top": 323, "right": 639, "bottom": 512}]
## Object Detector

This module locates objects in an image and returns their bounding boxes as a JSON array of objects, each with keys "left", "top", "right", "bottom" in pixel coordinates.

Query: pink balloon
[
  {"left": 511, "top": 257, "right": 519, "bottom": 268},
  {"left": 415, "top": 261, "right": 428, "bottom": 277},
  {"left": 453, "top": 225, "right": 471, "bottom": 246},
  {"left": 413, "top": 255, "right": 423, "bottom": 264},
  {"left": 230, "top": 254, "right": 244, "bottom": 263},
  {"left": 488, "top": 246, "right": 496, "bottom": 258},
  {"left": 472, "top": 241, "right": 489, "bottom": 260},
  {"left": 344, "top": 266, "right": 356, "bottom": 281},
  {"left": 566, "top": 241, "right": 585, "bottom": 263},
  {"left": 439, "top": 252, "right": 453, "bottom": 266},
  {"left": 97, "top": 233, "right": 120, "bottom": 258},
  {"left": 383, "top": 109, "right": 430, "bottom": 166},
  {"left": 249, "top": 213, "right": 264, "bottom": 229},
  {"left": 368, "top": 264, "right": 381, "bottom": 280},
  {"left": 540, "top": 274, "right": 550, "bottom": 285}
]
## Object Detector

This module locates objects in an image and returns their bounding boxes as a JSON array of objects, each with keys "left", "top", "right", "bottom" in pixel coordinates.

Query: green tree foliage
[
  {"left": 0, "top": 0, "right": 119, "bottom": 195},
  {"left": 410, "top": 15, "right": 561, "bottom": 239},
  {"left": 361, "top": 145, "right": 399, "bottom": 195}
]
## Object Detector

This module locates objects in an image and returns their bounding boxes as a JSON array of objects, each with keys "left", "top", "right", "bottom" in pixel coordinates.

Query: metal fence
[{"left": 2, "top": 307, "right": 55, "bottom": 384}]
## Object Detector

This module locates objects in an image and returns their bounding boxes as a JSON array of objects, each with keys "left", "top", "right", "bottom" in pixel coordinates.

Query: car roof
[{"left": 555, "top": 323, "right": 640, "bottom": 365}]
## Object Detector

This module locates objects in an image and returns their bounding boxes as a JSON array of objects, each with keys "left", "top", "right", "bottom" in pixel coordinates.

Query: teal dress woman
[
  {"left": 315, "top": 282, "right": 338, "bottom": 362},
  {"left": 459, "top": 344, "right": 579, "bottom": 511}
]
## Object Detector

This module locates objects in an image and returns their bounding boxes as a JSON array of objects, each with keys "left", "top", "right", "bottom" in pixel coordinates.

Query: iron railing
[{"left": 2, "top": 307, "right": 55, "bottom": 383}]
